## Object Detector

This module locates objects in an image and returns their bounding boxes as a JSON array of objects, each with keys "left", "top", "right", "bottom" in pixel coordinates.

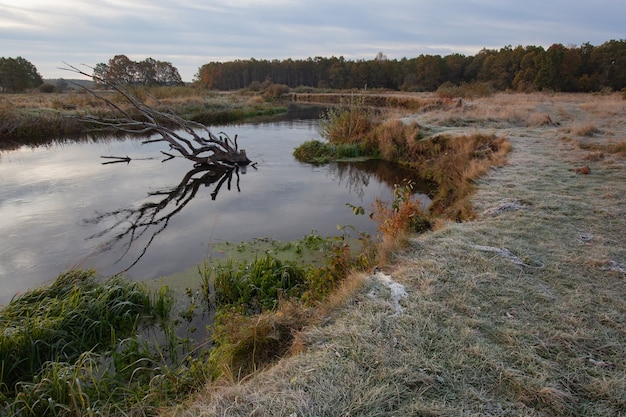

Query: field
[
  {"left": 0, "top": 87, "right": 288, "bottom": 148},
  {"left": 166, "top": 92, "right": 626, "bottom": 416}
]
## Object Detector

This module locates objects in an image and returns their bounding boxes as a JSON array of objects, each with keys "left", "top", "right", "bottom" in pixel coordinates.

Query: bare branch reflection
[
  {"left": 85, "top": 164, "right": 245, "bottom": 273},
  {"left": 331, "top": 159, "right": 436, "bottom": 202}
]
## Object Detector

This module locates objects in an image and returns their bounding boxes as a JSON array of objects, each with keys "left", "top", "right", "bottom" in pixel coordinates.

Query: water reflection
[
  {"left": 331, "top": 160, "right": 435, "bottom": 206},
  {"left": 86, "top": 165, "right": 246, "bottom": 274}
]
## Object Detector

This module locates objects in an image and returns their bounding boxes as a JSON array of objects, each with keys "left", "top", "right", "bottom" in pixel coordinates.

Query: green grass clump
[
  {"left": 0, "top": 269, "right": 181, "bottom": 416},
  {"left": 0, "top": 270, "right": 160, "bottom": 390},
  {"left": 293, "top": 139, "right": 367, "bottom": 164},
  {"left": 214, "top": 255, "right": 309, "bottom": 314}
]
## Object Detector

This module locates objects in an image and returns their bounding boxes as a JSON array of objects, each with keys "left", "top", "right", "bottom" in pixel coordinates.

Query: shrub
[
  {"left": 248, "top": 80, "right": 262, "bottom": 91},
  {"left": 263, "top": 83, "right": 290, "bottom": 99},
  {"left": 437, "top": 81, "right": 495, "bottom": 98},
  {"left": 371, "top": 181, "right": 428, "bottom": 262},
  {"left": 372, "top": 119, "right": 420, "bottom": 161},
  {"left": 38, "top": 83, "right": 56, "bottom": 93},
  {"left": 319, "top": 96, "right": 373, "bottom": 144}
]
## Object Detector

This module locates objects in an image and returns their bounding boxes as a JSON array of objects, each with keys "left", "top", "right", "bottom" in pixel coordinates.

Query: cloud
[{"left": 1, "top": 0, "right": 624, "bottom": 81}]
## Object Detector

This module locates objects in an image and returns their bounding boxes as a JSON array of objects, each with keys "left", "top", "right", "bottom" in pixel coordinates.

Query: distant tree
[
  {"left": 511, "top": 46, "right": 545, "bottom": 92},
  {"left": 195, "top": 62, "right": 221, "bottom": 89},
  {"left": 350, "top": 61, "right": 369, "bottom": 89},
  {"left": 463, "top": 48, "right": 494, "bottom": 81},
  {"left": 328, "top": 57, "right": 348, "bottom": 89},
  {"left": 136, "top": 57, "right": 158, "bottom": 85},
  {"left": 92, "top": 62, "right": 110, "bottom": 87},
  {"left": 93, "top": 55, "right": 184, "bottom": 86},
  {"left": 477, "top": 45, "right": 525, "bottom": 90},
  {"left": 56, "top": 78, "right": 68, "bottom": 93},
  {"left": 443, "top": 53, "right": 469, "bottom": 85},
  {"left": 588, "top": 39, "right": 626, "bottom": 91},
  {"left": 153, "top": 60, "right": 184, "bottom": 86},
  {"left": 533, "top": 47, "right": 558, "bottom": 90},
  {"left": 106, "top": 54, "right": 137, "bottom": 84},
  {"left": 0, "top": 56, "right": 43, "bottom": 93},
  {"left": 414, "top": 54, "right": 445, "bottom": 91},
  {"left": 549, "top": 44, "right": 583, "bottom": 91}
]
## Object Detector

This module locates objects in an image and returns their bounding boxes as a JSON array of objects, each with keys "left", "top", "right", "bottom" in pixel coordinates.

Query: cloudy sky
[{"left": 1, "top": 0, "right": 624, "bottom": 82}]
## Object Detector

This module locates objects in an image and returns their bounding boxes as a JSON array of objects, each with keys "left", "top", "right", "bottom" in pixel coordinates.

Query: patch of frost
[{"left": 372, "top": 270, "right": 408, "bottom": 315}]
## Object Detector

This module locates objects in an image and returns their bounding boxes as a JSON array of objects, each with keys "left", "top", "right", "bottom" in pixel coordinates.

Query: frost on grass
[
  {"left": 482, "top": 199, "right": 528, "bottom": 217},
  {"left": 368, "top": 269, "right": 408, "bottom": 315},
  {"left": 604, "top": 260, "right": 626, "bottom": 276},
  {"left": 470, "top": 244, "right": 544, "bottom": 269}
]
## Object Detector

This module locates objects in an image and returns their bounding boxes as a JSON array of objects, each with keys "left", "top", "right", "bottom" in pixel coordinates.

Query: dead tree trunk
[{"left": 62, "top": 64, "right": 251, "bottom": 167}]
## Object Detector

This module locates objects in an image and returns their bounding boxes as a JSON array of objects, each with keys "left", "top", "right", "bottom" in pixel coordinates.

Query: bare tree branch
[{"left": 61, "top": 63, "right": 252, "bottom": 167}]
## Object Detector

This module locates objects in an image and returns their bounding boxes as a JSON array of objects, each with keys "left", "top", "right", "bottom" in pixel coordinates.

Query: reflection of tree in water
[
  {"left": 329, "top": 163, "right": 371, "bottom": 200},
  {"left": 85, "top": 164, "right": 244, "bottom": 273},
  {"left": 330, "top": 159, "right": 436, "bottom": 201}
]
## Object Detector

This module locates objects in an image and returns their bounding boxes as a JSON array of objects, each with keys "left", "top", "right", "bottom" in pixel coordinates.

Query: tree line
[
  {"left": 195, "top": 40, "right": 626, "bottom": 92},
  {"left": 2, "top": 40, "right": 624, "bottom": 94}
]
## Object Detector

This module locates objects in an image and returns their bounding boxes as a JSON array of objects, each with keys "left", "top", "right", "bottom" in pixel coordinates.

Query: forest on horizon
[{"left": 195, "top": 40, "right": 626, "bottom": 93}]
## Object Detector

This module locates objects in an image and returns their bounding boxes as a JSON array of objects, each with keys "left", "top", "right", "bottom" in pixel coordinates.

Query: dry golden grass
[
  {"left": 372, "top": 119, "right": 421, "bottom": 160},
  {"left": 163, "top": 92, "right": 625, "bottom": 417}
]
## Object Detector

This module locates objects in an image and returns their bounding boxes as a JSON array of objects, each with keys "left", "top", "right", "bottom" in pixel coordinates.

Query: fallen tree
[{"left": 62, "top": 64, "right": 252, "bottom": 167}]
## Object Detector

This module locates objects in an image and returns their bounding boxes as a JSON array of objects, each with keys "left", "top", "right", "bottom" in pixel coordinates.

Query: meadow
[{"left": 168, "top": 91, "right": 626, "bottom": 416}]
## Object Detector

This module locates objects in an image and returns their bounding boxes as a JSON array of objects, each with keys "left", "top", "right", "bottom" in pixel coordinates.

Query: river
[{"left": 0, "top": 118, "right": 431, "bottom": 305}]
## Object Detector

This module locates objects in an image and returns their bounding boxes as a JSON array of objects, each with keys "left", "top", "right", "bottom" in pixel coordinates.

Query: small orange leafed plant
[{"left": 371, "top": 181, "right": 428, "bottom": 262}]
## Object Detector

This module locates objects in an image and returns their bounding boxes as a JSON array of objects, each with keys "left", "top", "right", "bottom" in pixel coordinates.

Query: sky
[{"left": 1, "top": 0, "right": 625, "bottom": 82}]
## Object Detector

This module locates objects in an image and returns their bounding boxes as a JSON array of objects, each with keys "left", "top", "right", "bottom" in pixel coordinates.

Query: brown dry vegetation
[
  {"left": 0, "top": 88, "right": 285, "bottom": 148},
  {"left": 164, "top": 92, "right": 626, "bottom": 416}
]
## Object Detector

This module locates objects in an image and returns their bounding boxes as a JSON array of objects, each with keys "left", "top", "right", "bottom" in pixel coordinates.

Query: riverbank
[
  {"left": 168, "top": 92, "right": 626, "bottom": 416},
  {"left": 0, "top": 87, "right": 289, "bottom": 149}
]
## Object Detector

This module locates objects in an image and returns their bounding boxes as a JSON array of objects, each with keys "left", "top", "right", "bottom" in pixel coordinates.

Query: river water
[{"left": 0, "top": 119, "right": 431, "bottom": 305}]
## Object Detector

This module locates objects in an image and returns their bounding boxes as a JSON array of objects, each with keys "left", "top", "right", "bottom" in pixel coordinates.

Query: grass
[
  {"left": 164, "top": 92, "right": 626, "bottom": 417},
  {"left": 198, "top": 231, "right": 375, "bottom": 381},
  {"left": 0, "top": 270, "right": 181, "bottom": 415},
  {"left": 0, "top": 87, "right": 288, "bottom": 149},
  {"left": 292, "top": 139, "right": 369, "bottom": 163}
]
